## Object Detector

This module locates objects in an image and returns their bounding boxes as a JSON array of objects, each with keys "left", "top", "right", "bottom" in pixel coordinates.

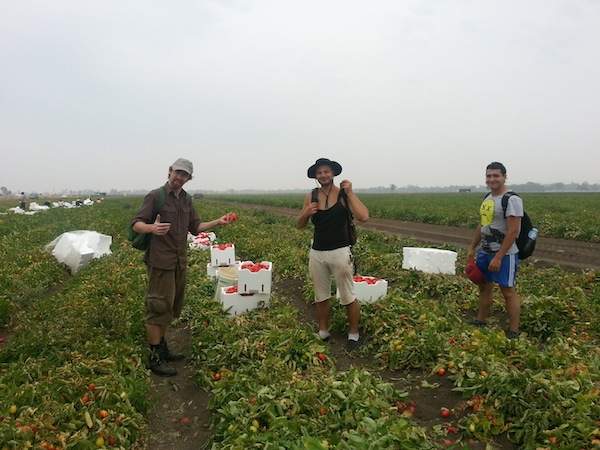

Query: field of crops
[
  {"left": 0, "top": 198, "right": 599, "bottom": 449},
  {"left": 209, "top": 192, "right": 600, "bottom": 242}
]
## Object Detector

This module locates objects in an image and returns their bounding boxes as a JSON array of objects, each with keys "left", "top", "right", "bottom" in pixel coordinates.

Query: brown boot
[
  {"left": 148, "top": 346, "right": 177, "bottom": 377},
  {"left": 159, "top": 337, "right": 185, "bottom": 362}
]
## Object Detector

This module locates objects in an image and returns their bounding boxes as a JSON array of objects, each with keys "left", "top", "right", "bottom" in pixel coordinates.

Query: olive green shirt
[{"left": 131, "top": 183, "right": 201, "bottom": 270}]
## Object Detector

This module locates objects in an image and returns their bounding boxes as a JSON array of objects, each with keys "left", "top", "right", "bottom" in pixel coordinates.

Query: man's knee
[{"left": 500, "top": 287, "right": 518, "bottom": 299}]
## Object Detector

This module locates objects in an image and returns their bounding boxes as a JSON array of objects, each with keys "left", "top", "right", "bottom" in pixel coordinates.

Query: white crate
[
  {"left": 337, "top": 276, "right": 388, "bottom": 303},
  {"left": 210, "top": 243, "right": 236, "bottom": 267},
  {"left": 402, "top": 247, "right": 457, "bottom": 275},
  {"left": 353, "top": 276, "right": 388, "bottom": 303},
  {"left": 206, "top": 263, "right": 218, "bottom": 279},
  {"left": 219, "top": 286, "right": 270, "bottom": 316},
  {"left": 237, "top": 261, "right": 273, "bottom": 294}
]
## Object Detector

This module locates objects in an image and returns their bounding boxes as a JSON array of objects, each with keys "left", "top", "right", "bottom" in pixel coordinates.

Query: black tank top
[{"left": 311, "top": 200, "right": 351, "bottom": 250}]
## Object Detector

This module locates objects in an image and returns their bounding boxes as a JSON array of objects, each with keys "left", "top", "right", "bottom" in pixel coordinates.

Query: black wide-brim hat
[{"left": 307, "top": 158, "right": 342, "bottom": 179}]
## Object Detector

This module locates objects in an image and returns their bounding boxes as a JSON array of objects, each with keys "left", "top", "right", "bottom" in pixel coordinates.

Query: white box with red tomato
[
  {"left": 337, "top": 275, "right": 388, "bottom": 303},
  {"left": 219, "top": 285, "right": 270, "bottom": 316},
  {"left": 210, "top": 243, "right": 236, "bottom": 267},
  {"left": 189, "top": 232, "right": 216, "bottom": 250},
  {"left": 236, "top": 261, "right": 273, "bottom": 294}
]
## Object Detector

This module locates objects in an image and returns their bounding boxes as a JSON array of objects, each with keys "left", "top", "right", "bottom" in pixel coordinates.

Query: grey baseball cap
[{"left": 171, "top": 158, "right": 193, "bottom": 175}]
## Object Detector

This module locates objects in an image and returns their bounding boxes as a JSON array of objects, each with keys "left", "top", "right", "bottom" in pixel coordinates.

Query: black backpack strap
[
  {"left": 339, "top": 189, "right": 354, "bottom": 218},
  {"left": 310, "top": 188, "right": 319, "bottom": 204},
  {"left": 501, "top": 191, "right": 519, "bottom": 218},
  {"left": 153, "top": 186, "right": 167, "bottom": 221}
]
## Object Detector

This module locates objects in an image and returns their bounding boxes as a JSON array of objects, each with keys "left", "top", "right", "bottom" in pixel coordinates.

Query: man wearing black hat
[
  {"left": 297, "top": 158, "right": 369, "bottom": 350},
  {"left": 132, "top": 158, "right": 234, "bottom": 376}
]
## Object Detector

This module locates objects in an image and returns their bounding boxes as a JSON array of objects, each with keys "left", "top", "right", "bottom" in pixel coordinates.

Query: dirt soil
[
  {"left": 145, "top": 325, "right": 212, "bottom": 450},
  {"left": 229, "top": 202, "right": 600, "bottom": 270}
]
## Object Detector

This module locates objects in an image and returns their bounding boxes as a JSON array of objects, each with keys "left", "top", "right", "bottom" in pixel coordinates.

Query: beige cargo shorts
[{"left": 308, "top": 246, "right": 356, "bottom": 305}]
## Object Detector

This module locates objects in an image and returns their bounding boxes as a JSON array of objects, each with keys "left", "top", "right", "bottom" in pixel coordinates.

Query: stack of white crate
[{"left": 219, "top": 260, "right": 273, "bottom": 316}]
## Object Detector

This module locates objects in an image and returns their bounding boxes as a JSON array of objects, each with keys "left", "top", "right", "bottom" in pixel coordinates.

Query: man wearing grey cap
[{"left": 132, "top": 158, "right": 233, "bottom": 376}]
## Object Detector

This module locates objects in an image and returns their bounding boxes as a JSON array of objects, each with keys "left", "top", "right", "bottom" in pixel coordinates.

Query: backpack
[
  {"left": 483, "top": 191, "right": 537, "bottom": 259},
  {"left": 128, "top": 186, "right": 167, "bottom": 251}
]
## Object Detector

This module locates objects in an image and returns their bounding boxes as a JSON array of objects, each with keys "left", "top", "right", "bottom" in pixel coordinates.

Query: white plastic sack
[
  {"left": 83, "top": 198, "right": 94, "bottom": 206},
  {"left": 29, "top": 202, "right": 50, "bottom": 211},
  {"left": 8, "top": 207, "right": 25, "bottom": 214},
  {"left": 46, "top": 231, "right": 112, "bottom": 273}
]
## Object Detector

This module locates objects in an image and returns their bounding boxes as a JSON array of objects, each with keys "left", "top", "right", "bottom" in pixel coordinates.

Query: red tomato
[
  {"left": 179, "top": 416, "right": 192, "bottom": 425},
  {"left": 446, "top": 425, "right": 458, "bottom": 434},
  {"left": 440, "top": 407, "right": 451, "bottom": 418}
]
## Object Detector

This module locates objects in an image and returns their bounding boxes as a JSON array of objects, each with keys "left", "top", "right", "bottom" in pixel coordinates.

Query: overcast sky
[{"left": 1, "top": 0, "right": 599, "bottom": 192}]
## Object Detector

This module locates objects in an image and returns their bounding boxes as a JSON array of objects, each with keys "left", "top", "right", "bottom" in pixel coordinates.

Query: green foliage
[
  {"left": 1, "top": 197, "right": 598, "bottom": 449},
  {"left": 208, "top": 192, "right": 600, "bottom": 242}
]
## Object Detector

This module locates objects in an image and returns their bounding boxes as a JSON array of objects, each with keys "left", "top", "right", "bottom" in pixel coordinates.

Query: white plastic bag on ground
[
  {"left": 29, "top": 202, "right": 50, "bottom": 211},
  {"left": 83, "top": 198, "right": 94, "bottom": 206},
  {"left": 8, "top": 207, "right": 25, "bottom": 214},
  {"left": 46, "top": 231, "right": 112, "bottom": 273}
]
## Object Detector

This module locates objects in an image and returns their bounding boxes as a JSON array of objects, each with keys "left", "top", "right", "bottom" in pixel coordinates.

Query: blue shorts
[{"left": 476, "top": 251, "right": 519, "bottom": 288}]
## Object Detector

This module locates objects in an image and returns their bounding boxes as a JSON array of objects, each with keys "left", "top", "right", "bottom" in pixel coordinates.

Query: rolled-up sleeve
[
  {"left": 131, "top": 192, "right": 156, "bottom": 227},
  {"left": 188, "top": 203, "right": 201, "bottom": 235}
]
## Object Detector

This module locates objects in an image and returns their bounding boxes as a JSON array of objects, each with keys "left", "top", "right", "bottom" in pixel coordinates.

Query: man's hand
[
  {"left": 152, "top": 214, "right": 171, "bottom": 235},
  {"left": 340, "top": 179, "right": 353, "bottom": 194},
  {"left": 488, "top": 255, "right": 502, "bottom": 272},
  {"left": 216, "top": 214, "right": 232, "bottom": 225},
  {"left": 302, "top": 202, "right": 318, "bottom": 219}
]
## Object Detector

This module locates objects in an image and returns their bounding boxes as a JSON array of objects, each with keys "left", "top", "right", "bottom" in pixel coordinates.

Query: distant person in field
[
  {"left": 131, "top": 158, "right": 234, "bottom": 376},
  {"left": 297, "top": 158, "right": 369, "bottom": 351},
  {"left": 19, "top": 192, "right": 26, "bottom": 210},
  {"left": 467, "top": 162, "right": 523, "bottom": 339}
]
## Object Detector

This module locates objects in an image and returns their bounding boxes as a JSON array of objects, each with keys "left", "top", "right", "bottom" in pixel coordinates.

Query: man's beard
[{"left": 318, "top": 179, "right": 333, "bottom": 187}]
